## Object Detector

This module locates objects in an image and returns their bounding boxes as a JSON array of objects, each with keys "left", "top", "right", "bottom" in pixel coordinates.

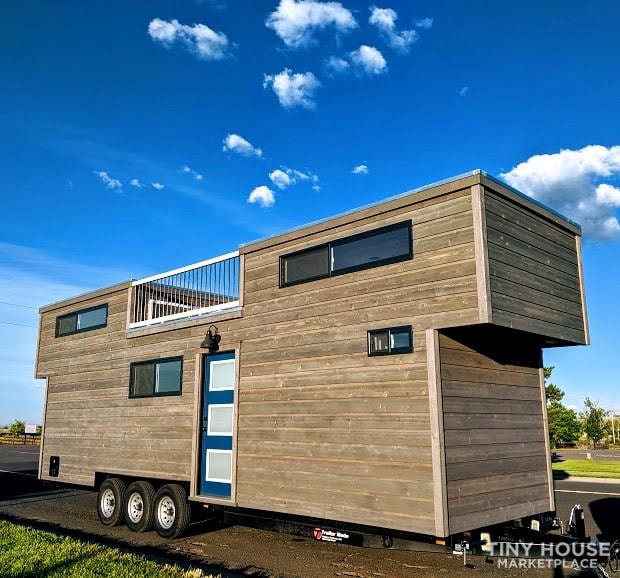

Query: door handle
[{"left": 201, "top": 426, "right": 208, "bottom": 433}]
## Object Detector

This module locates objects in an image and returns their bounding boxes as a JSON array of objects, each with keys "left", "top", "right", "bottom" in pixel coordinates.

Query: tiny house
[{"left": 35, "top": 170, "right": 589, "bottom": 540}]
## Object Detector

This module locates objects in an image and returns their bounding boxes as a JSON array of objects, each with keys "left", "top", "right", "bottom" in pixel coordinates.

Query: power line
[
  {"left": 0, "top": 321, "right": 37, "bottom": 328},
  {"left": 0, "top": 301, "right": 38, "bottom": 309}
]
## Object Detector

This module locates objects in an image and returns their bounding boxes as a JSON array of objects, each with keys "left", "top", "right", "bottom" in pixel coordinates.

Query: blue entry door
[{"left": 200, "top": 351, "right": 236, "bottom": 498}]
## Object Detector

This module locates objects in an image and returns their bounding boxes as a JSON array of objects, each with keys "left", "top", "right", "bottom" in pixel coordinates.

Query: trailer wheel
[
  {"left": 153, "top": 484, "right": 191, "bottom": 539},
  {"left": 123, "top": 481, "right": 156, "bottom": 532},
  {"left": 97, "top": 478, "right": 126, "bottom": 526}
]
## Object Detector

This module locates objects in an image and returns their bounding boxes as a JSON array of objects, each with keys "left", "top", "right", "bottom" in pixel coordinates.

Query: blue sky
[{"left": 1, "top": 0, "right": 619, "bottom": 424}]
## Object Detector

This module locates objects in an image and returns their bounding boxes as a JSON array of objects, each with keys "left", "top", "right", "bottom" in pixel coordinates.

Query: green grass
[
  {"left": 552, "top": 459, "right": 620, "bottom": 479},
  {"left": 0, "top": 520, "right": 214, "bottom": 578}
]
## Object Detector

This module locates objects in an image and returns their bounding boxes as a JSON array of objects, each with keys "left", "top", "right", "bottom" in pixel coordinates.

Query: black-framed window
[
  {"left": 56, "top": 304, "right": 108, "bottom": 337},
  {"left": 280, "top": 221, "right": 412, "bottom": 287},
  {"left": 129, "top": 357, "right": 183, "bottom": 398},
  {"left": 368, "top": 326, "right": 413, "bottom": 356}
]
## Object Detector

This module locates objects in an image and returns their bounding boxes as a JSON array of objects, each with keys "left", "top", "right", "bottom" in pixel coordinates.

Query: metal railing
[{"left": 129, "top": 251, "right": 240, "bottom": 329}]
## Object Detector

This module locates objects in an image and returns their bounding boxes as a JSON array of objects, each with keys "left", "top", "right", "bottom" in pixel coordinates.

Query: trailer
[{"left": 35, "top": 170, "right": 589, "bottom": 543}]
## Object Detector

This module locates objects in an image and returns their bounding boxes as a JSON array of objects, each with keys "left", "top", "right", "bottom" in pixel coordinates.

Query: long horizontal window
[
  {"left": 280, "top": 221, "right": 412, "bottom": 287},
  {"left": 56, "top": 304, "right": 108, "bottom": 337},
  {"left": 129, "top": 357, "right": 183, "bottom": 398}
]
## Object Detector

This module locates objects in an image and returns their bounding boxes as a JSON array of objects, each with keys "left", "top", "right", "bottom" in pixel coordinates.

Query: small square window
[
  {"left": 206, "top": 450, "right": 232, "bottom": 483},
  {"left": 368, "top": 326, "right": 413, "bottom": 356}
]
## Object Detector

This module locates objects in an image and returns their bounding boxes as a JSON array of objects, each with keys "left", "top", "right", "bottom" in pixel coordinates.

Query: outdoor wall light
[{"left": 201, "top": 325, "right": 221, "bottom": 352}]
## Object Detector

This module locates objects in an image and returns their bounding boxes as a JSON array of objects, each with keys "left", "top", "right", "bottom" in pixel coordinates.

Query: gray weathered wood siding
[
  {"left": 483, "top": 188, "right": 587, "bottom": 344},
  {"left": 234, "top": 186, "right": 480, "bottom": 534},
  {"left": 439, "top": 328, "right": 553, "bottom": 534},
  {"left": 36, "top": 284, "right": 244, "bottom": 486}
]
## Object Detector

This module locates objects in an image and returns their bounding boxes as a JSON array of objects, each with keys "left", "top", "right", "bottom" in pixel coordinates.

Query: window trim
[
  {"left": 55, "top": 304, "right": 109, "bottom": 337},
  {"left": 205, "top": 448, "right": 233, "bottom": 483},
  {"left": 279, "top": 220, "right": 413, "bottom": 288},
  {"left": 367, "top": 325, "right": 413, "bottom": 357},
  {"left": 208, "top": 359, "right": 236, "bottom": 392},
  {"left": 128, "top": 355, "right": 184, "bottom": 399},
  {"left": 206, "top": 403, "right": 235, "bottom": 436}
]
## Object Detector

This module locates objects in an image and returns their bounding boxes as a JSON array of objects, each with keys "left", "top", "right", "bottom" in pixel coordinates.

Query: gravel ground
[{"left": 0, "top": 446, "right": 604, "bottom": 578}]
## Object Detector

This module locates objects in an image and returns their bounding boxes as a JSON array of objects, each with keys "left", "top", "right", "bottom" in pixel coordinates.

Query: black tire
[
  {"left": 153, "top": 484, "right": 191, "bottom": 539},
  {"left": 97, "top": 477, "right": 126, "bottom": 526},
  {"left": 123, "top": 481, "right": 156, "bottom": 532}
]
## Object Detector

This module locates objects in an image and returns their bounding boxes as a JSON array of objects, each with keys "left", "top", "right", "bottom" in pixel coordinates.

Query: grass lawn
[
  {"left": 0, "top": 520, "right": 213, "bottom": 578},
  {"left": 552, "top": 459, "right": 620, "bottom": 479}
]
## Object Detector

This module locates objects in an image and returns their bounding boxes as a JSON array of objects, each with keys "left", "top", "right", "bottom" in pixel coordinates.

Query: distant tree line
[{"left": 545, "top": 367, "right": 612, "bottom": 448}]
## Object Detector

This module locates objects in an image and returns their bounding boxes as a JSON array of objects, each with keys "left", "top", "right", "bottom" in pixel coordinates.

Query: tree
[
  {"left": 547, "top": 403, "right": 582, "bottom": 449},
  {"left": 544, "top": 367, "right": 582, "bottom": 448},
  {"left": 8, "top": 419, "right": 25, "bottom": 436},
  {"left": 582, "top": 398, "right": 607, "bottom": 448}
]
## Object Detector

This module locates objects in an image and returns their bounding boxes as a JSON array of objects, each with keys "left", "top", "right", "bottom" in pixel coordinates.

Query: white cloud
[
  {"left": 415, "top": 17, "right": 433, "bottom": 29},
  {"left": 459, "top": 86, "right": 469, "bottom": 97},
  {"left": 269, "top": 169, "right": 293, "bottom": 189},
  {"left": 130, "top": 178, "right": 142, "bottom": 188},
  {"left": 147, "top": 18, "right": 230, "bottom": 61},
  {"left": 265, "top": 0, "right": 357, "bottom": 48},
  {"left": 269, "top": 166, "right": 320, "bottom": 189},
  {"left": 248, "top": 185, "right": 275, "bottom": 208},
  {"left": 325, "top": 55, "right": 350, "bottom": 74},
  {"left": 95, "top": 171, "right": 122, "bottom": 190},
  {"left": 181, "top": 165, "right": 204, "bottom": 180},
  {"left": 369, "top": 6, "right": 417, "bottom": 53},
  {"left": 500, "top": 145, "right": 620, "bottom": 239},
  {"left": 352, "top": 163, "right": 368, "bottom": 174},
  {"left": 222, "top": 133, "right": 263, "bottom": 157},
  {"left": 350, "top": 45, "right": 387, "bottom": 75},
  {"left": 263, "top": 69, "right": 321, "bottom": 109},
  {"left": 152, "top": 182, "right": 165, "bottom": 190}
]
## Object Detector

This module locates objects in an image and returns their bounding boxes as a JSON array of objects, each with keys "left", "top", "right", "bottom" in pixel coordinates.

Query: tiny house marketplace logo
[{"left": 490, "top": 541, "right": 611, "bottom": 570}]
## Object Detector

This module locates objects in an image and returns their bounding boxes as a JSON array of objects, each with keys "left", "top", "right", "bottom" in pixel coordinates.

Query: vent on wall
[{"left": 49, "top": 455, "right": 59, "bottom": 477}]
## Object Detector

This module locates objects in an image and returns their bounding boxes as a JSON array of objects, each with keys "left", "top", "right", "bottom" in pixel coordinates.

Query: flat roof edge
[
  {"left": 241, "top": 170, "right": 483, "bottom": 250},
  {"left": 241, "top": 169, "right": 581, "bottom": 251},
  {"left": 39, "top": 280, "right": 131, "bottom": 314},
  {"left": 479, "top": 171, "right": 581, "bottom": 232}
]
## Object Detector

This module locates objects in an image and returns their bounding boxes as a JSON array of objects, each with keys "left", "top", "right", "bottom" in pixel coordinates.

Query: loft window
[
  {"left": 368, "top": 326, "right": 413, "bottom": 356},
  {"left": 56, "top": 304, "right": 108, "bottom": 337},
  {"left": 129, "top": 357, "right": 183, "bottom": 398},
  {"left": 280, "top": 220, "right": 412, "bottom": 287}
]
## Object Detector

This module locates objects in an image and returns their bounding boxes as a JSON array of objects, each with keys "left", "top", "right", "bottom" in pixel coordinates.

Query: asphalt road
[
  {"left": 555, "top": 449, "right": 620, "bottom": 462},
  {"left": 0, "top": 445, "right": 613, "bottom": 578}
]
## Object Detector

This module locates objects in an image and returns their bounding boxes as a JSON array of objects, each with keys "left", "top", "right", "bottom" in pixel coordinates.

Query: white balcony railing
[{"left": 128, "top": 251, "right": 240, "bottom": 329}]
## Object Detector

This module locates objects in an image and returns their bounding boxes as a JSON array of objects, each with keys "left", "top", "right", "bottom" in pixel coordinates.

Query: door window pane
[
  {"left": 156, "top": 359, "right": 182, "bottom": 393},
  {"left": 282, "top": 245, "right": 329, "bottom": 286},
  {"left": 210, "top": 360, "right": 235, "bottom": 390},
  {"left": 207, "top": 450, "right": 232, "bottom": 482},
  {"left": 331, "top": 224, "right": 411, "bottom": 273},
  {"left": 77, "top": 306, "right": 107, "bottom": 330},
  {"left": 208, "top": 405, "right": 234, "bottom": 435}
]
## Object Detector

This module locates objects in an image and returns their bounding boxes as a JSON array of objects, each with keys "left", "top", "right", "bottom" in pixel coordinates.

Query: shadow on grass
[{"left": 0, "top": 513, "right": 267, "bottom": 578}]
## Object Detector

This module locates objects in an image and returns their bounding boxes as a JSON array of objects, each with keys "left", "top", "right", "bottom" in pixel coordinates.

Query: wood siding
[
  {"left": 234, "top": 187, "right": 479, "bottom": 534},
  {"left": 439, "top": 328, "right": 553, "bottom": 534},
  {"left": 37, "top": 286, "right": 244, "bottom": 487},
  {"left": 484, "top": 189, "right": 587, "bottom": 344}
]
